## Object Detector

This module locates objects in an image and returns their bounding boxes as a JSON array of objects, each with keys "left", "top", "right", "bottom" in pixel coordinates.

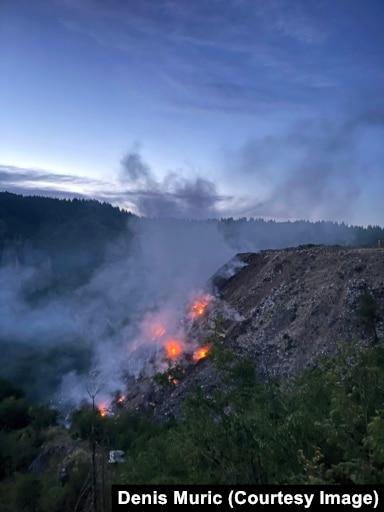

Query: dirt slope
[
  {"left": 126, "top": 245, "right": 384, "bottom": 419},
  {"left": 212, "top": 244, "right": 384, "bottom": 379}
]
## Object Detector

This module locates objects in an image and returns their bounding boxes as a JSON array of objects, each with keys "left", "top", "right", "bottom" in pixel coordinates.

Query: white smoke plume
[{"left": 50, "top": 216, "right": 235, "bottom": 410}]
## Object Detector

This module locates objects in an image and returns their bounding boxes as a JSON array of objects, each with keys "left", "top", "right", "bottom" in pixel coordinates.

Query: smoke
[
  {"left": 4, "top": 114, "right": 381, "bottom": 409},
  {"left": 119, "top": 146, "right": 229, "bottom": 219},
  {"left": 55, "top": 216, "right": 235, "bottom": 409},
  {"left": 0, "top": 211, "right": 237, "bottom": 410},
  {"left": 213, "top": 255, "right": 248, "bottom": 280},
  {"left": 0, "top": 146, "right": 241, "bottom": 411},
  {"left": 226, "top": 110, "right": 384, "bottom": 223}
]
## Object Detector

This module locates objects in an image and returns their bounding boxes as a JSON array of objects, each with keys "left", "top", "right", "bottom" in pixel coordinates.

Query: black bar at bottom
[{"left": 112, "top": 484, "right": 384, "bottom": 511}]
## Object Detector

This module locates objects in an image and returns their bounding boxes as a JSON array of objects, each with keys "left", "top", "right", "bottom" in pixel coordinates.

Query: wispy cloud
[
  {"left": 0, "top": 164, "right": 123, "bottom": 203},
  {"left": 52, "top": 0, "right": 334, "bottom": 114},
  {"left": 0, "top": 158, "right": 236, "bottom": 220},
  {"left": 0, "top": 165, "right": 97, "bottom": 186}
]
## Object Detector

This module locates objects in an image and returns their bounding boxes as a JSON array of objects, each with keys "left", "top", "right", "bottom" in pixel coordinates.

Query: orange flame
[
  {"left": 116, "top": 396, "right": 125, "bottom": 404},
  {"left": 165, "top": 340, "right": 182, "bottom": 358},
  {"left": 98, "top": 403, "right": 109, "bottom": 417},
  {"left": 190, "top": 295, "right": 211, "bottom": 319},
  {"left": 193, "top": 345, "right": 210, "bottom": 361}
]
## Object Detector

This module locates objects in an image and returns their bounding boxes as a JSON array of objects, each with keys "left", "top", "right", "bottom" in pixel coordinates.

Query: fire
[
  {"left": 97, "top": 403, "right": 109, "bottom": 417},
  {"left": 165, "top": 340, "right": 182, "bottom": 359},
  {"left": 116, "top": 395, "right": 125, "bottom": 404},
  {"left": 190, "top": 294, "right": 211, "bottom": 319},
  {"left": 193, "top": 345, "right": 210, "bottom": 361}
]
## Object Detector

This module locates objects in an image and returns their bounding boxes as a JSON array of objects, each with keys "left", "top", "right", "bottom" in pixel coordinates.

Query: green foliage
[
  {"left": 1, "top": 341, "right": 93, "bottom": 402},
  {"left": 38, "top": 462, "right": 92, "bottom": 512},
  {"left": 204, "top": 316, "right": 235, "bottom": 369},
  {"left": 118, "top": 342, "right": 384, "bottom": 485},
  {"left": 15, "top": 474, "right": 43, "bottom": 512},
  {"left": 69, "top": 405, "right": 107, "bottom": 443},
  {"left": 0, "top": 379, "right": 57, "bottom": 484},
  {"left": 2, "top": 338, "right": 384, "bottom": 509},
  {"left": 153, "top": 365, "right": 185, "bottom": 389},
  {"left": 0, "top": 378, "right": 25, "bottom": 402},
  {"left": 0, "top": 396, "right": 30, "bottom": 431},
  {"left": 358, "top": 292, "right": 381, "bottom": 343},
  {"left": 29, "top": 404, "right": 58, "bottom": 431}
]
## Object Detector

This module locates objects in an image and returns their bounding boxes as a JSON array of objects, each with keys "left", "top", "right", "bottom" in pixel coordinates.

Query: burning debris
[
  {"left": 77, "top": 290, "right": 220, "bottom": 415},
  {"left": 97, "top": 403, "right": 109, "bottom": 417},
  {"left": 189, "top": 294, "right": 212, "bottom": 319},
  {"left": 193, "top": 345, "right": 211, "bottom": 361},
  {"left": 165, "top": 340, "right": 183, "bottom": 359},
  {"left": 131, "top": 291, "right": 214, "bottom": 365}
]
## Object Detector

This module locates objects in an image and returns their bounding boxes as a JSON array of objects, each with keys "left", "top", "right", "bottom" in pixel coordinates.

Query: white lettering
[
  {"left": 117, "top": 491, "right": 167, "bottom": 505},
  {"left": 118, "top": 491, "right": 129, "bottom": 505},
  {"left": 233, "top": 491, "right": 313, "bottom": 508},
  {"left": 173, "top": 491, "right": 222, "bottom": 505},
  {"left": 174, "top": 491, "right": 188, "bottom": 505},
  {"left": 321, "top": 492, "right": 372, "bottom": 509},
  {"left": 234, "top": 491, "right": 247, "bottom": 505},
  {"left": 303, "top": 494, "right": 314, "bottom": 509}
]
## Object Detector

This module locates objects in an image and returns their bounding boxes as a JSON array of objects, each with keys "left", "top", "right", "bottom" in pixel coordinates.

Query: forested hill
[
  {"left": 1, "top": 192, "right": 383, "bottom": 250},
  {"left": 0, "top": 192, "right": 133, "bottom": 239},
  {"left": 0, "top": 190, "right": 383, "bottom": 291},
  {"left": 0, "top": 192, "right": 135, "bottom": 289},
  {"left": 0, "top": 193, "right": 384, "bottom": 507}
]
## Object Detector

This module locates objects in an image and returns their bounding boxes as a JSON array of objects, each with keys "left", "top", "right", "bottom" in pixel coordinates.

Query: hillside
[
  {"left": 0, "top": 192, "right": 134, "bottom": 291},
  {"left": 1, "top": 244, "right": 384, "bottom": 508},
  {"left": 214, "top": 245, "right": 384, "bottom": 377},
  {"left": 135, "top": 245, "right": 384, "bottom": 419}
]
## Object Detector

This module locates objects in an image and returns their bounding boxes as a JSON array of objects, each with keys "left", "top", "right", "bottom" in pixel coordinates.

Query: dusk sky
[{"left": 1, "top": 0, "right": 383, "bottom": 225}]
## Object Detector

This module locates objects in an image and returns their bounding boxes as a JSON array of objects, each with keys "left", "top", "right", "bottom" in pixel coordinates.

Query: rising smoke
[
  {"left": 0, "top": 206, "right": 236, "bottom": 411},
  {"left": 224, "top": 110, "right": 384, "bottom": 223},
  {"left": 58, "top": 215, "right": 238, "bottom": 410},
  {"left": 2, "top": 114, "right": 382, "bottom": 411},
  {"left": 119, "top": 145, "right": 231, "bottom": 219}
]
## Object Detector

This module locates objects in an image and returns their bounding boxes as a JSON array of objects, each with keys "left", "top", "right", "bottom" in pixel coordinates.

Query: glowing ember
[
  {"left": 116, "top": 396, "right": 125, "bottom": 404},
  {"left": 193, "top": 346, "right": 210, "bottom": 361},
  {"left": 98, "top": 404, "right": 109, "bottom": 417},
  {"left": 165, "top": 340, "right": 182, "bottom": 358},
  {"left": 190, "top": 295, "right": 211, "bottom": 319}
]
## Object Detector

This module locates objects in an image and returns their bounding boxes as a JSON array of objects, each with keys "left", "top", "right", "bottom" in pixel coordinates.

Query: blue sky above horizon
[{"left": 1, "top": 0, "right": 383, "bottom": 225}]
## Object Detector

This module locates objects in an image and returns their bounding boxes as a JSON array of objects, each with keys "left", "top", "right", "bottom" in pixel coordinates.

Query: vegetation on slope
[{"left": 1, "top": 335, "right": 384, "bottom": 510}]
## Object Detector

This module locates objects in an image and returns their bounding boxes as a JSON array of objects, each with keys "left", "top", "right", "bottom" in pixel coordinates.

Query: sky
[{"left": 1, "top": 0, "right": 383, "bottom": 225}]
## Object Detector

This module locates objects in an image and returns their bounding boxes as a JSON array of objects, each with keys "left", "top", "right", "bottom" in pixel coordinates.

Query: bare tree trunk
[
  {"left": 101, "top": 442, "right": 106, "bottom": 512},
  {"left": 91, "top": 396, "right": 97, "bottom": 512}
]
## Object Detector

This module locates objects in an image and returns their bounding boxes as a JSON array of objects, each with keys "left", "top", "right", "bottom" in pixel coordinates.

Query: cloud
[
  {"left": 0, "top": 164, "right": 120, "bottom": 202},
  {"left": 53, "top": 0, "right": 334, "bottom": 114},
  {"left": 270, "top": 0, "right": 328, "bottom": 45},
  {"left": 0, "top": 154, "right": 236, "bottom": 221},
  {"left": 0, "top": 165, "right": 95, "bottom": 186},
  {"left": 0, "top": 186, "right": 235, "bottom": 406}
]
